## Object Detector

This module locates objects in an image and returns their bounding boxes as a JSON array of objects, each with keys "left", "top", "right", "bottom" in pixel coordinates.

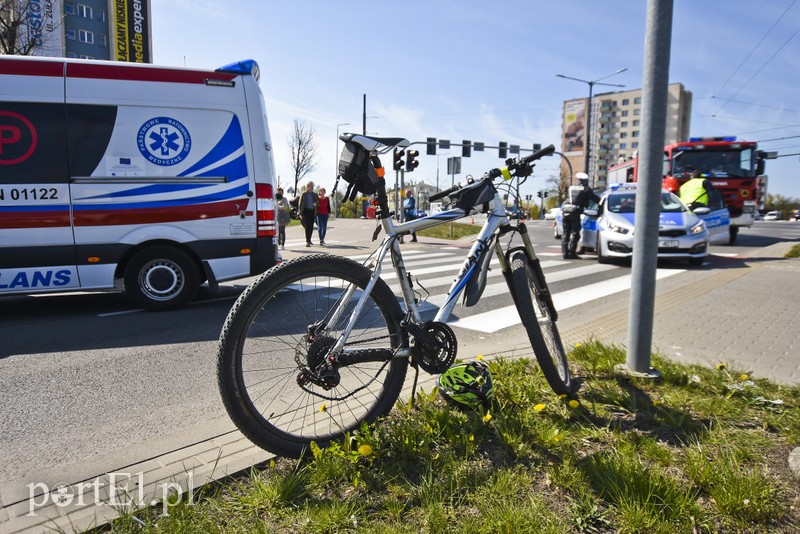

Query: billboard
[
  {"left": 563, "top": 99, "right": 586, "bottom": 157},
  {"left": 111, "top": 0, "right": 151, "bottom": 63},
  {"left": 20, "top": 0, "right": 64, "bottom": 57}
]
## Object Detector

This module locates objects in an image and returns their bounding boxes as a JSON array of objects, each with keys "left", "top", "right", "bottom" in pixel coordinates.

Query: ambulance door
[{"left": 0, "top": 59, "right": 80, "bottom": 294}]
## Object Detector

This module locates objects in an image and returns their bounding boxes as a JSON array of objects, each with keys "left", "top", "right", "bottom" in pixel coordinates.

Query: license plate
[{"left": 659, "top": 240, "right": 679, "bottom": 248}]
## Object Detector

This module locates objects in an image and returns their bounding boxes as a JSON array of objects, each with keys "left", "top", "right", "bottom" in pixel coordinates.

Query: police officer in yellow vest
[{"left": 679, "top": 170, "right": 713, "bottom": 210}]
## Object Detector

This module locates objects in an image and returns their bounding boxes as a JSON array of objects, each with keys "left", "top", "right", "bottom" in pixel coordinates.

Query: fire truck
[{"left": 607, "top": 137, "right": 774, "bottom": 243}]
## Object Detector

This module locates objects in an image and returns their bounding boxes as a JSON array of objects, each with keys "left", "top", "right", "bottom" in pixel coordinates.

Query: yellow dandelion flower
[
  {"left": 468, "top": 434, "right": 475, "bottom": 442},
  {"left": 652, "top": 399, "right": 662, "bottom": 406},
  {"left": 534, "top": 403, "right": 546, "bottom": 412},
  {"left": 558, "top": 394, "right": 568, "bottom": 400},
  {"left": 568, "top": 399, "right": 580, "bottom": 409},
  {"left": 358, "top": 444, "right": 373, "bottom": 457},
  {"left": 740, "top": 373, "right": 749, "bottom": 380},
  {"left": 476, "top": 354, "right": 484, "bottom": 361},
  {"left": 269, "top": 459, "right": 276, "bottom": 469},
  {"left": 483, "top": 413, "right": 493, "bottom": 423},
  {"left": 319, "top": 403, "right": 327, "bottom": 412},
  {"left": 716, "top": 363, "right": 727, "bottom": 370},
  {"left": 575, "top": 343, "right": 582, "bottom": 348},
  {"left": 553, "top": 430, "right": 564, "bottom": 442}
]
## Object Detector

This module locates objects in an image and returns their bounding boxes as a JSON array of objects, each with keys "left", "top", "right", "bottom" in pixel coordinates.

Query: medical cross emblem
[{"left": 137, "top": 117, "right": 192, "bottom": 166}]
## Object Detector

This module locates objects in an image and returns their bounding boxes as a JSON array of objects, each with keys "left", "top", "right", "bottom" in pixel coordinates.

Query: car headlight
[
  {"left": 690, "top": 220, "right": 706, "bottom": 234},
  {"left": 606, "top": 222, "right": 631, "bottom": 235}
]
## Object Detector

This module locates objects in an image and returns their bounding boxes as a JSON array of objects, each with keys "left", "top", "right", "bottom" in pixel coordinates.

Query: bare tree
[
  {"left": 1, "top": 0, "right": 62, "bottom": 56},
  {"left": 288, "top": 119, "right": 318, "bottom": 194}
]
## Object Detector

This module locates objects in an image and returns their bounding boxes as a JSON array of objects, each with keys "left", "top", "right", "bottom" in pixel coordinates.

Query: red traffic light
[
  {"left": 405, "top": 150, "right": 419, "bottom": 172},
  {"left": 393, "top": 148, "right": 405, "bottom": 171}
]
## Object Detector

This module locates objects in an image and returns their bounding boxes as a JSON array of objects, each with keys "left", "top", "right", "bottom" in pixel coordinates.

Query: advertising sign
[
  {"left": 111, "top": 0, "right": 151, "bottom": 63},
  {"left": 20, "top": 0, "right": 64, "bottom": 57},
  {"left": 563, "top": 99, "right": 586, "bottom": 157}
]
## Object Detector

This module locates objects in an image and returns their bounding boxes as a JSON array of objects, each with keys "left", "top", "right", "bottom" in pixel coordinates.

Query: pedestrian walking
[
  {"left": 561, "top": 172, "right": 599, "bottom": 259},
  {"left": 316, "top": 187, "right": 331, "bottom": 246},
  {"left": 297, "top": 181, "right": 318, "bottom": 247},
  {"left": 275, "top": 187, "right": 291, "bottom": 250},
  {"left": 403, "top": 189, "right": 418, "bottom": 242}
]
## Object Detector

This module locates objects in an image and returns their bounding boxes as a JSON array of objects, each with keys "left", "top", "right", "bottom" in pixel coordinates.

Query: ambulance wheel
[
  {"left": 124, "top": 246, "right": 200, "bottom": 310},
  {"left": 729, "top": 225, "right": 738, "bottom": 245}
]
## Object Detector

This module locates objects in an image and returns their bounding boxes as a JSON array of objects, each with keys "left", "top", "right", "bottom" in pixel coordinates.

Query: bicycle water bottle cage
[{"left": 449, "top": 179, "right": 494, "bottom": 213}]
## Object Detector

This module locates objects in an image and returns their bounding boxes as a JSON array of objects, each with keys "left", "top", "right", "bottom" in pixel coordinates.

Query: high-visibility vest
[{"left": 680, "top": 178, "right": 708, "bottom": 206}]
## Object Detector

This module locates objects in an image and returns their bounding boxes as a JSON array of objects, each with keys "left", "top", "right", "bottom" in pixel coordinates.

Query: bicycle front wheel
[
  {"left": 508, "top": 251, "right": 575, "bottom": 394},
  {"left": 217, "top": 254, "right": 408, "bottom": 458}
]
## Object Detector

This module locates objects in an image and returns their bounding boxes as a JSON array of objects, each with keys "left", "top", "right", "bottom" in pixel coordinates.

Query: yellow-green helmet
[{"left": 436, "top": 361, "right": 494, "bottom": 409}]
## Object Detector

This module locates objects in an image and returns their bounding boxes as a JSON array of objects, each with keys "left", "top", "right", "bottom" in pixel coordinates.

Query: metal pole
[
  {"left": 622, "top": 0, "right": 674, "bottom": 378},
  {"left": 362, "top": 94, "right": 366, "bottom": 135},
  {"left": 335, "top": 122, "right": 350, "bottom": 218},
  {"left": 585, "top": 82, "right": 593, "bottom": 180}
]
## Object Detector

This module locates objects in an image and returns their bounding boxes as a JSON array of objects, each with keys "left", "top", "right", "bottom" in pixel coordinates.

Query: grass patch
[
  {"left": 110, "top": 342, "right": 800, "bottom": 533},
  {"left": 417, "top": 221, "right": 482, "bottom": 240},
  {"left": 786, "top": 242, "right": 800, "bottom": 258}
]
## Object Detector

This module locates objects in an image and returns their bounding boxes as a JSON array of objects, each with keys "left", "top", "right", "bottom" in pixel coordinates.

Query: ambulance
[{"left": 0, "top": 56, "right": 279, "bottom": 310}]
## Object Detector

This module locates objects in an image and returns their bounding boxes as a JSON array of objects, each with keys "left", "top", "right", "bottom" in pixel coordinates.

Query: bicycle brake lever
[{"left": 372, "top": 224, "right": 383, "bottom": 241}]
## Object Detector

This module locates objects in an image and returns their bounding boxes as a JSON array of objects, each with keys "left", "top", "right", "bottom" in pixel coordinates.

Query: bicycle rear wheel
[
  {"left": 508, "top": 251, "right": 575, "bottom": 394},
  {"left": 217, "top": 254, "right": 407, "bottom": 458}
]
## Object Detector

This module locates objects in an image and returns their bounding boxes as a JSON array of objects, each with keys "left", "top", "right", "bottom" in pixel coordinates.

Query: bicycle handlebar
[
  {"left": 427, "top": 144, "right": 555, "bottom": 203},
  {"left": 522, "top": 144, "right": 555, "bottom": 164},
  {"left": 429, "top": 184, "right": 460, "bottom": 203}
]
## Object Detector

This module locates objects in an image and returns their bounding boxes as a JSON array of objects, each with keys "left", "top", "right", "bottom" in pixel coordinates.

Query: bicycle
[{"left": 217, "top": 134, "right": 576, "bottom": 458}]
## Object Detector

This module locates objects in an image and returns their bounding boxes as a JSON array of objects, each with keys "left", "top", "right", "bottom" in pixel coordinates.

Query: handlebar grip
[
  {"left": 429, "top": 184, "right": 460, "bottom": 202},
  {"left": 522, "top": 144, "right": 555, "bottom": 164}
]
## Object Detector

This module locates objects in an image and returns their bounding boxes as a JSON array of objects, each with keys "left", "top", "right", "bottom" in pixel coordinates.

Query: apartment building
[
  {"left": 561, "top": 83, "right": 692, "bottom": 188},
  {"left": 5, "top": 0, "right": 151, "bottom": 62}
]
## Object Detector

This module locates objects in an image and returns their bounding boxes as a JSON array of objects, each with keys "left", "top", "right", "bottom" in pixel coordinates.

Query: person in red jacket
[{"left": 316, "top": 187, "right": 331, "bottom": 246}]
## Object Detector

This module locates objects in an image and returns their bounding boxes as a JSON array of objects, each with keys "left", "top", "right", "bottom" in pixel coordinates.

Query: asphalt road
[{"left": 0, "top": 220, "right": 796, "bottom": 485}]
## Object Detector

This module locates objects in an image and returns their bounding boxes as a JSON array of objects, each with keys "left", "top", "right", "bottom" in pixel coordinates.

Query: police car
[{"left": 593, "top": 183, "right": 723, "bottom": 266}]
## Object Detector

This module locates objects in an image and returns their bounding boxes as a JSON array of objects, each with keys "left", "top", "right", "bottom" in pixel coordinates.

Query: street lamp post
[
  {"left": 334, "top": 122, "right": 351, "bottom": 217},
  {"left": 556, "top": 68, "right": 627, "bottom": 185}
]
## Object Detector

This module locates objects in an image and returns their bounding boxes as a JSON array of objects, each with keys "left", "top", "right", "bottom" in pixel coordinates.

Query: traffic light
[
  {"left": 462, "top": 140, "right": 471, "bottom": 158},
  {"left": 498, "top": 141, "right": 508, "bottom": 158},
  {"left": 405, "top": 150, "right": 419, "bottom": 172},
  {"left": 393, "top": 148, "right": 405, "bottom": 171},
  {"left": 537, "top": 191, "right": 543, "bottom": 198},
  {"left": 533, "top": 143, "right": 542, "bottom": 151},
  {"left": 427, "top": 137, "right": 437, "bottom": 155}
]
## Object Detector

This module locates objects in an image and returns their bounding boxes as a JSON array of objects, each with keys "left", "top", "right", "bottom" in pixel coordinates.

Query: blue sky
[{"left": 150, "top": 1, "right": 800, "bottom": 200}]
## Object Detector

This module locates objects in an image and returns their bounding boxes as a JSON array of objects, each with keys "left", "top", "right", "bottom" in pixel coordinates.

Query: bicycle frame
[{"left": 329, "top": 184, "right": 539, "bottom": 358}]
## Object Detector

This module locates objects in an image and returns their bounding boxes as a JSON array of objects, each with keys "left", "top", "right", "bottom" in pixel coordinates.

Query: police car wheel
[
  {"left": 124, "top": 246, "right": 200, "bottom": 310},
  {"left": 597, "top": 236, "right": 610, "bottom": 264}
]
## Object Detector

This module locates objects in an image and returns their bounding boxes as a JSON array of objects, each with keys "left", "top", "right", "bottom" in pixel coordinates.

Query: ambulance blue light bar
[{"left": 216, "top": 59, "right": 261, "bottom": 83}]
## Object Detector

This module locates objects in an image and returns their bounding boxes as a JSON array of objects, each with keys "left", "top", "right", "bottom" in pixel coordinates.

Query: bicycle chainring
[{"left": 414, "top": 321, "right": 457, "bottom": 374}]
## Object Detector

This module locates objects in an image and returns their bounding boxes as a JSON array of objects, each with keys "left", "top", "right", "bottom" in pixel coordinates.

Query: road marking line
[{"left": 449, "top": 268, "right": 684, "bottom": 333}]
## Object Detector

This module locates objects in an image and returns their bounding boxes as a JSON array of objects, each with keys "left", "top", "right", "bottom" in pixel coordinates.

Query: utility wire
[
  {"left": 714, "top": 0, "right": 797, "bottom": 98},
  {"left": 714, "top": 23, "right": 800, "bottom": 116}
]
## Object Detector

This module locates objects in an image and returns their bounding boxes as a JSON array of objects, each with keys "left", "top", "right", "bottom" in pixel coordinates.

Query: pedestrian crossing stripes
[{"left": 340, "top": 248, "right": 687, "bottom": 334}]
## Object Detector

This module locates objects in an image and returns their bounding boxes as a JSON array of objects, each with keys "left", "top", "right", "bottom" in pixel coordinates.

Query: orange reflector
[
  {"left": 240, "top": 248, "right": 251, "bottom": 254},
  {"left": 741, "top": 189, "right": 750, "bottom": 198},
  {"left": 88, "top": 257, "right": 100, "bottom": 263}
]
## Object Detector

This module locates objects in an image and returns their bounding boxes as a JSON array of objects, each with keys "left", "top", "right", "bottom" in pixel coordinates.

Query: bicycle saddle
[{"left": 339, "top": 133, "right": 409, "bottom": 153}]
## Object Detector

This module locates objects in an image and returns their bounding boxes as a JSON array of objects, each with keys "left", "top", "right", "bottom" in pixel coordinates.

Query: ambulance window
[{"left": 0, "top": 102, "right": 68, "bottom": 185}]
